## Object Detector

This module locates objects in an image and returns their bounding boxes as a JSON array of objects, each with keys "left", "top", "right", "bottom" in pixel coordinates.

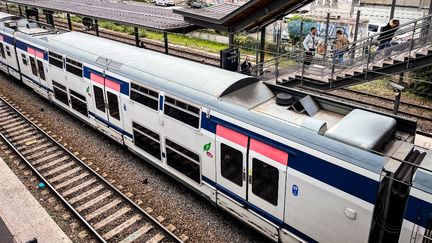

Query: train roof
[{"left": 46, "top": 32, "right": 258, "bottom": 99}]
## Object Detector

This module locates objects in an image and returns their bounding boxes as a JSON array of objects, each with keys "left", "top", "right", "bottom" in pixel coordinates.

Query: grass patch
[{"left": 350, "top": 79, "right": 394, "bottom": 97}]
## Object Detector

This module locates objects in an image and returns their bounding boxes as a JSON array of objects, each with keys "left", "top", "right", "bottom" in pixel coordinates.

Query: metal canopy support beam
[
  {"left": 324, "top": 12, "right": 330, "bottom": 46},
  {"left": 259, "top": 26, "right": 266, "bottom": 75},
  {"left": 67, "top": 13, "right": 72, "bottom": 30},
  {"left": 19, "top": 5, "right": 22, "bottom": 16},
  {"left": 163, "top": 32, "right": 168, "bottom": 54},
  {"left": 228, "top": 33, "right": 234, "bottom": 48},
  {"left": 5, "top": 1, "right": 9, "bottom": 13},
  {"left": 94, "top": 19, "right": 99, "bottom": 37},
  {"left": 134, "top": 27, "right": 139, "bottom": 47},
  {"left": 390, "top": 0, "right": 396, "bottom": 20}
]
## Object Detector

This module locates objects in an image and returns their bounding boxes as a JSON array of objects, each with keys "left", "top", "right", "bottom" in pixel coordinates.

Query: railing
[{"left": 254, "top": 13, "right": 432, "bottom": 85}]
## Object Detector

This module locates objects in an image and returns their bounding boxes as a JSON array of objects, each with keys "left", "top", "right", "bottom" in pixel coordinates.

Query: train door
[
  {"left": 27, "top": 48, "right": 48, "bottom": 91},
  {"left": 216, "top": 125, "right": 288, "bottom": 220},
  {"left": 247, "top": 138, "right": 287, "bottom": 220},
  {"left": 216, "top": 124, "right": 248, "bottom": 200},
  {"left": 90, "top": 71, "right": 124, "bottom": 142}
]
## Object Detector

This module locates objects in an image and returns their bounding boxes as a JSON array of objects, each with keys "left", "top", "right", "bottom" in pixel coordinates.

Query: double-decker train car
[{"left": 0, "top": 12, "right": 431, "bottom": 242}]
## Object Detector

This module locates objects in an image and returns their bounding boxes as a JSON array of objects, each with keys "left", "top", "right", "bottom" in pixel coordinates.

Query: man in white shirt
[{"left": 303, "top": 27, "right": 318, "bottom": 66}]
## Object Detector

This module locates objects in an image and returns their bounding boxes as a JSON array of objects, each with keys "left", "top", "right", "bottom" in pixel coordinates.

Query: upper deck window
[
  {"left": 49, "top": 51, "right": 63, "bottom": 69},
  {"left": 130, "top": 83, "right": 158, "bottom": 111},
  {"left": 66, "top": 58, "right": 82, "bottom": 77},
  {"left": 164, "top": 96, "right": 200, "bottom": 129}
]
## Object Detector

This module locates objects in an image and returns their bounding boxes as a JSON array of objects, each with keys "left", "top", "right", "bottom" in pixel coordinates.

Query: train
[{"left": 0, "top": 11, "right": 431, "bottom": 243}]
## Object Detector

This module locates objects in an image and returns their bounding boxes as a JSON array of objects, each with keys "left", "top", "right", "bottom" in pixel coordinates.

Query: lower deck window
[
  {"left": 70, "top": 90, "right": 88, "bottom": 116},
  {"left": 252, "top": 158, "right": 279, "bottom": 206},
  {"left": 133, "top": 122, "right": 161, "bottom": 160},
  {"left": 52, "top": 81, "right": 69, "bottom": 105},
  {"left": 165, "top": 138, "right": 200, "bottom": 183}
]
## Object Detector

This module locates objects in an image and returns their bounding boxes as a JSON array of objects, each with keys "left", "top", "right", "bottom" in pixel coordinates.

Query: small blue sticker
[{"left": 292, "top": 185, "right": 299, "bottom": 196}]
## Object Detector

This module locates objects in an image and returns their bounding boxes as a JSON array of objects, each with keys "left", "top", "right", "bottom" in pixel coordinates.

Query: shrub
[{"left": 409, "top": 67, "right": 432, "bottom": 98}]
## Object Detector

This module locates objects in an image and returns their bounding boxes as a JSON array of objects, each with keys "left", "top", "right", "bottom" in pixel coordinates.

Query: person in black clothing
[
  {"left": 377, "top": 19, "right": 400, "bottom": 51},
  {"left": 241, "top": 55, "right": 252, "bottom": 75}
]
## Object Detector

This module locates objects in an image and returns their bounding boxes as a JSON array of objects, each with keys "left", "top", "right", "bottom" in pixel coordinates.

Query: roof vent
[{"left": 276, "top": 93, "right": 295, "bottom": 106}]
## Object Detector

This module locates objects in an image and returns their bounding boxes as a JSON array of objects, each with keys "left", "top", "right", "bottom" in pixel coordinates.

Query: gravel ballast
[{"left": 0, "top": 74, "right": 269, "bottom": 242}]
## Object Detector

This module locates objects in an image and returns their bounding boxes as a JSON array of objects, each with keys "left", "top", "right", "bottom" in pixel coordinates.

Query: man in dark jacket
[{"left": 377, "top": 19, "right": 400, "bottom": 50}]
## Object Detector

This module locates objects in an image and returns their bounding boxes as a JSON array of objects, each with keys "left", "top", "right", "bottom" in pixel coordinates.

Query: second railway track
[{"left": 0, "top": 96, "right": 183, "bottom": 243}]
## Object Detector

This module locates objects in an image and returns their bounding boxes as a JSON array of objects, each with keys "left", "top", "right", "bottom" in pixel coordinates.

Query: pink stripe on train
[
  {"left": 250, "top": 139, "right": 288, "bottom": 166},
  {"left": 90, "top": 73, "right": 104, "bottom": 85},
  {"left": 105, "top": 79, "right": 120, "bottom": 92},
  {"left": 216, "top": 125, "right": 248, "bottom": 147}
]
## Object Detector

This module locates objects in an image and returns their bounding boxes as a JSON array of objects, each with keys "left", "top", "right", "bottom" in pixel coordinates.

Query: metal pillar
[
  {"left": 324, "top": 12, "right": 330, "bottom": 46},
  {"left": 275, "top": 22, "right": 282, "bottom": 82},
  {"left": 393, "top": 91, "right": 401, "bottom": 115},
  {"left": 67, "top": 13, "right": 72, "bottom": 31},
  {"left": 25, "top": 6, "right": 28, "bottom": 18},
  {"left": 228, "top": 33, "right": 234, "bottom": 48},
  {"left": 94, "top": 19, "right": 99, "bottom": 37},
  {"left": 259, "top": 26, "right": 266, "bottom": 75},
  {"left": 163, "top": 32, "right": 168, "bottom": 54},
  {"left": 19, "top": 5, "right": 22, "bottom": 16},
  {"left": 5, "top": 1, "right": 9, "bottom": 13},
  {"left": 350, "top": 10, "right": 361, "bottom": 63},
  {"left": 35, "top": 10, "right": 39, "bottom": 22},
  {"left": 390, "top": 0, "right": 396, "bottom": 20},
  {"left": 134, "top": 27, "right": 139, "bottom": 47}
]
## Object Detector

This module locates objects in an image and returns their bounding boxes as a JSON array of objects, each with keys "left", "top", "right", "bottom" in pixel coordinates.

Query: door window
[
  {"left": 29, "top": 57, "right": 38, "bottom": 76},
  {"left": 93, "top": 86, "right": 105, "bottom": 112},
  {"left": 37, "top": 60, "right": 45, "bottom": 81},
  {"left": 0, "top": 43, "right": 5, "bottom": 58},
  {"left": 252, "top": 158, "right": 279, "bottom": 206},
  {"left": 107, "top": 91, "right": 120, "bottom": 120},
  {"left": 221, "top": 143, "right": 243, "bottom": 186}
]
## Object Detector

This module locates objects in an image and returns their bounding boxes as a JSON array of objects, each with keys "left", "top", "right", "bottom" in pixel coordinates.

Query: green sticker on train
[{"left": 203, "top": 142, "right": 211, "bottom": 152}]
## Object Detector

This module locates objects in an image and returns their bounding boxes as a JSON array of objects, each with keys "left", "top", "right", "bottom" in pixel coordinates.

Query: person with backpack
[
  {"left": 303, "top": 27, "right": 318, "bottom": 66},
  {"left": 377, "top": 19, "right": 400, "bottom": 50},
  {"left": 334, "top": 29, "right": 349, "bottom": 64}
]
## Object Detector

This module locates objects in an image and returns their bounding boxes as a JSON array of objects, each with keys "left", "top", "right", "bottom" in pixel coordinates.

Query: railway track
[{"left": 0, "top": 95, "right": 183, "bottom": 243}]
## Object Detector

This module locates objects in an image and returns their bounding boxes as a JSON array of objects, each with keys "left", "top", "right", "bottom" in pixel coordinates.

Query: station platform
[
  {"left": 0, "top": 158, "right": 71, "bottom": 243},
  {"left": 415, "top": 134, "right": 432, "bottom": 150}
]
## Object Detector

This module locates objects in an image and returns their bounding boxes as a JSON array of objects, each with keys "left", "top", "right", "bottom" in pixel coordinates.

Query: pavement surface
[{"left": 0, "top": 157, "right": 72, "bottom": 243}]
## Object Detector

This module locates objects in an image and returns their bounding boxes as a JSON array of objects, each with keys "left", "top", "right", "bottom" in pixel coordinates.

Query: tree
[{"left": 409, "top": 66, "right": 432, "bottom": 98}]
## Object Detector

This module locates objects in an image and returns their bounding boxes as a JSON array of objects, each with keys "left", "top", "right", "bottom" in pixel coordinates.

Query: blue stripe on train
[
  {"left": 83, "top": 66, "right": 129, "bottom": 96},
  {"left": 88, "top": 111, "right": 133, "bottom": 139},
  {"left": 404, "top": 195, "right": 432, "bottom": 228},
  {"left": 15, "top": 39, "right": 49, "bottom": 60},
  {"left": 201, "top": 113, "right": 380, "bottom": 205},
  {"left": 202, "top": 176, "right": 318, "bottom": 243}
]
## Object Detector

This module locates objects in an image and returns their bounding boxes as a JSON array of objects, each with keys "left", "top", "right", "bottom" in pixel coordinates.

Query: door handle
[{"left": 242, "top": 170, "right": 246, "bottom": 181}]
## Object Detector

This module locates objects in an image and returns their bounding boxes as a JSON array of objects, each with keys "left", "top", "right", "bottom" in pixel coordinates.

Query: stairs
[
  {"left": 276, "top": 13, "right": 432, "bottom": 90},
  {"left": 280, "top": 44, "right": 432, "bottom": 90}
]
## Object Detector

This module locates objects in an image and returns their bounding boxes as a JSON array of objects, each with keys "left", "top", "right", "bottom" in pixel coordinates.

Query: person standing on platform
[
  {"left": 241, "top": 55, "right": 252, "bottom": 75},
  {"left": 303, "top": 27, "right": 318, "bottom": 66}
]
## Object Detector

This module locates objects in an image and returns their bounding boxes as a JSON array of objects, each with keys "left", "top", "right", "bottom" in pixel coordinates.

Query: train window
[
  {"left": 37, "top": 60, "right": 45, "bottom": 81},
  {"left": 65, "top": 58, "right": 82, "bottom": 77},
  {"left": 165, "top": 138, "right": 200, "bottom": 183},
  {"left": 21, "top": 54, "right": 27, "bottom": 65},
  {"left": 130, "top": 83, "right": 158, "bottom": 111},
  {"left": 49, "top": 51, "right": 63, "bottom": 69},
  {"left": 69, "top": 89, "right": 88, "bottom": 117},
  {"left": 132, "top": 122, "right": 161, "bottom": 160},
  {"left": 5, "top": 46, "right": 10, "bottom": 57},
  {"left": 93, "top": 86, "right": 105, "bottom": 112},
  {"left": 0, "top": 43, "right": 5, "bottom": 58},
  {"left": 252, "top": 158, "right": 279, "bottom": 206},
  {"left": 29, "top": 57, "right": 38, "bottom": 77},
  {"left": 107, "top": 91, "right": 120, "bottom": 120},
  {"left": 52, "top": 80, "right": 69, "bottom": 105},
  {"left": 221, "top": 144, "right": 243, "bottom": 186},
  {"left": 164, "top": 96, "right": 200, "bottom": 129}
]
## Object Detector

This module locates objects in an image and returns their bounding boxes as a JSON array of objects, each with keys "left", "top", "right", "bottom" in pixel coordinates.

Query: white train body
[{"left": 0, "top": 12, "right": 431, "bottom": 242}]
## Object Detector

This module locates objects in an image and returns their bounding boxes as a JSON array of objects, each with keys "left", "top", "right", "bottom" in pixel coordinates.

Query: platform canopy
[
  {"left": 174, "top": 0, "right": 314, "bottom": 32},
  {"left": 4, "top": 0, "right": 196, "bottom": 32}
]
